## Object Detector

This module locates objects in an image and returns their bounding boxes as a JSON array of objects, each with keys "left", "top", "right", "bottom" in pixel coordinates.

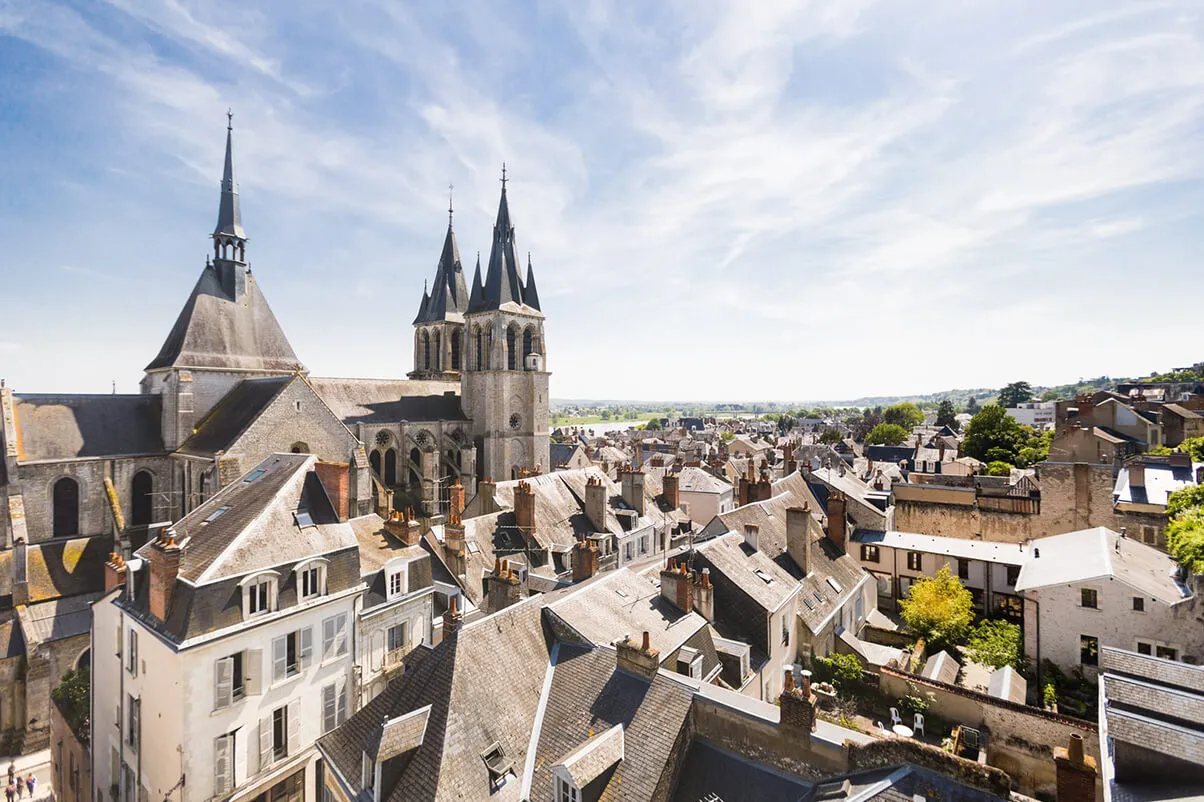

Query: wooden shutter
[
  {"left": 272, "top": 635, "right": 287, "bottom": 682},
  {"left": 129, "top": 630, "right": 138, "bottom": 676},
  {"left": 300, "top": 627, "right": 313, "bottom": 669},
  {"left": 244, "top": 649, "right": 262, "bottom": 695},
  {"left": 322, "top": 617, "right": 335, "bottom": 661},
  {"left": 286, "top": 699, "right": 301, "bottom": 756},
  {"left": 322, "top": 683, "right": 336, "bottom": 734},
  {"left": 131, "top": 698, "right": 140, "bottom": 753},
  {"left": 336, "top": 677, "right": 348, "bottom": 727},
  {"left": 214, "top": 735, "right": 232, "bottom": 796},
  {"left": 258, "top": 713, "right": 273, "bottom": 770},
  {"left": 214, "top": 658, "right": 234, "bottom": 710},
  {"left": 334, "top": 615, "right": 348, "bottom": 656}
]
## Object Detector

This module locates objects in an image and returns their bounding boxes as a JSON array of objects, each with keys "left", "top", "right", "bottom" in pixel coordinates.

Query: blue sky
[{"left": 1, "top": 1, "right": 1202, "bottom": 402}]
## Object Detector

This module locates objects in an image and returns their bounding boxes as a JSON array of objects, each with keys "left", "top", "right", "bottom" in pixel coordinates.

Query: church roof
[
  {"left": 176, "top": 376, "right": 293, "bottom": 457},
  {"left": 213, "top": 118, "right": 244, "bottom": 239},
  {"left": 468, "top": 182, "right": 543, "bottom": 317},
  {"left": 12, "top": 394, "right": 164, "bottom": 461},
  {"left": 414, "top": 223, "right": 469, "bottom": 325},
  {"left": 145, "top": 265, "right": 304, "bottom": 373},
  {"left": 308, "top": 378, "right": 467, "bottom": 424}
]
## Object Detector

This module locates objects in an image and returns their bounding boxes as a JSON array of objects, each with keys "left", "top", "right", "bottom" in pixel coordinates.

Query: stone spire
[
  {"left": 213, "top": 110, "right": 246, "bottom": 243},
  {"left": 470, "top": 165, "right": 535, "bottom": 314}
]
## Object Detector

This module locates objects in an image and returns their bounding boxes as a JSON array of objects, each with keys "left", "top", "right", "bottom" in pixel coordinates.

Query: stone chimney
[
  {"left": 478, "top": 477, "right": 497, "bottom": 515},
  {"left": 743, "top": 524, "right": 760, "bottom": 552},
  {"left": 1076, "top": 394, "right": 1094, "bottom": 423},
  {"left": 514, "top": 480, "right": 536, "bottom": 542},
  {"left": 786, "top": 506, "right": 811, "bottom": 577},
  {"left": 756, "top": 474, "right": 773, "bottom": 502},
  {"left": 11, "top": 537, "right": 28, "bottom": 607},
  {"left": 315, "top": 461, "right": 350, "bottom": 521},
  {"left": 149, "top": 530, "right": 184, "bottom": 623},
  {"left": 660, "top": 560, "right": 692, "bottom": 613},
  {"left": 1128, "top": 461, "right": 1146, "bottom": 489},
  {"left": 691, "top": 568, "right": 714, "bottom": 622},
  {"left": 1054, "top": 734, "right": 1097, "bottom": 802},
  {"left": 662, "top": 472, "right": 680, "bottom": 510},
  {"left": 443, "top": 512, "right": 467, "bottom": 578},
  {"left": 484, "top": 558, "right": 523, "bottom": 614},
  {"left": 621, "top": 467, "right": 647, "bottom": 516},
  {"left": 448, "top": 476, "right": 466, "bottom": 522},
  {"left": 826, "top": 491, "right": 848, "bottom": 553},
  {"left": 571, "top": 535, "right": 598, "bottom": 582},
  {"left": 442, "top": 594, "right": 464, "bottom": 636},
  {"left": 105, "top": 552, "right": 128, "bottom": 593},
  {"left": 585, "top": 475, "right": 608, "bottom": 531},
  {"left": 650, "top": 455, "right": 664, "bottom": 468},
  {"left": 616, "top": 631, "right": 659, "bottom": 679},
  {"left": 779, "top": 669, "right": 817, "bottom": 743},
  {"left": 384, "top": 509, "right": 422, "bottom": 547}
]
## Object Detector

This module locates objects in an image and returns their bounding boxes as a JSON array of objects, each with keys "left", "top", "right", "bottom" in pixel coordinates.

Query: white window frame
[
  {"left": 214, "top": 733, "right": 234, "bottom": 796},
  {"left": 387, "top": 622, "right": 408, "bottom": 654},
  {"left": 386, "top": 557, "right": 409, "bottom": 601},
  {"left": 322, "top": 613, "right": 349, "bottom": 662},
  {"left": 272, "top": 629, "right": 312, "bottom": 684},
  {"left": 296, "top": 558, "right": 328, "bottom": 601},
  {"left": 127, "top": 628, "right": 138, "bottom": 677},
  {"left": 321, "top": 679, "right": 349, "bottom": 734},
  {"left": 241, "top": 572, "right": 279, "bottom": 618},
  {"left": 554, "top": 774, "right": 580, "bottom": 802}
]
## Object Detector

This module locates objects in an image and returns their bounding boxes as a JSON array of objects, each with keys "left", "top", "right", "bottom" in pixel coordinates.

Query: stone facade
[{"left": 50, "top": 689, "right": 91, "bottom": 802}]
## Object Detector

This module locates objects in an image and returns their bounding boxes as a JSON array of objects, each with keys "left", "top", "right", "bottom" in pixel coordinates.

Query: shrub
[
  {"left": 966, "top": 619, "right": 1025, "bottom": 671},
  {"left": 898, "top": 694, "right": 929, "bottom": 716},
  {"left": 52, "top": 666, "right": 90, "bottom": 741},
  {"left": 985, "top": 460, "right": 1013, "bottom": 477},
  {"left": 898, "top": 566, "right": 974, "bottom": 651},
  {"left": 1042, "top": 682, "right": 1057, "bottom": 708},
  {"left": 811, "top": 652, "right": 865, "bottom": 691}
]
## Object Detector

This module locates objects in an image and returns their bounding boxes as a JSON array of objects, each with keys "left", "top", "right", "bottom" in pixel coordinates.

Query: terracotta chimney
[
  {"left": 484, "top": 558, "right": 523, "bottom": 614},
  {"left": 514, "top": 481, "right": 536, "bottom": 543},
  {"left": 478, "top": 477, "right": 497, "bottom": 515},
  {"left": 105, "top": 552, "right": 128, "bottom": 593},
  {"left": 826, "top": 491, "right": 848, "bottom": 553},
  {"left": 616, "top": 631, "right": 660, "bottom": 679},
  {"left": 585, "top": 475, "right": 608, "bottom": 531},
  {"left": 1054, "top": 734, "right": 1097, "bottom": 802},
  {"left": 779, "top": 668, "right": 817, "bottom": 742},
  {"left": 660, "top": 560, "right": 693, "bottom": 613},
  {"left": 443, "top": 514, "right": 467, "bottom": 578},
  {"left": 315, "top": 461, "right": 350, "bottom": 521},
  {"left": 690, "top": 568, "right": 714, "bottom": 622},
  {"left": 786, "top": 507, "right": 811, "bottom": 577},
  {"left": 662, "top": 472, "right": 680, "bottom": 510},
  {"left": 149, "top": 531, "right": 183, "bottom": 623},
  {"left": 650, "top": 455, "right": 664, "bottom": 468},
  {"left": 442, "top": 594, "right": 464, "bottom": 636},
  {"left": 448, "top": 476, "right": 465, "bottom": 522}
]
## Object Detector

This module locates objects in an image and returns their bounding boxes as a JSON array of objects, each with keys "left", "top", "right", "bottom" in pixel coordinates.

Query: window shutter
[
  {"left": 129, "top": 630, "right": 138, "bottom": 676},
  {"left": 286, "top": 699, "right": 301, "bottom": 756},
  {"left": 214, "top": 735, "right": 232, "bottom": 796},
  {"left": 322, "top": 684, "right": 336, "bottom": 734},
  {"left": 258, "top": 713, "right": 273, "bottom": 770},
  {"left": 370, "top": 630, "right": 383, "bottom": 672},
  {"left": 244, "top": 649, "right": 262, "bottom": 695},
  {"left": 322, "top": 617, "right": 335, "bottom": 661},
  {"left": 131, "top": 699, "right": 140, "bottom": 753},
  {"left": 214, "top": 658, "right": 234, "bottom": 710},
  {"left": 335, "top": 615, "right": 348, "bottom": 656},
  {"left": 337, "top": 677, "right": 348, "bottom": 726},
  {"left": 300, "top": 627, "right": 313, "bottom": 669},
  {"left": 272, "top": 636, "right": 287, "bottom": 682}
]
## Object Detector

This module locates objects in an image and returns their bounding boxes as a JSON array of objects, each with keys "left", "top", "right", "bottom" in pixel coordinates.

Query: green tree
[
  {"left": 1167, "top": 508, "right": 1204, "bottom": 573},
  {"left": 965, "top": 396, "right": 980, "bottom": 414},
  {"left": 997, "top": 381, "right": 1034, "bottom": 408},
  {"left": 819, "top": 427, "right": 845, "bottom": 445},
  {"left": 883, "top": 402, "right": 925, "bottom": 430},
  {"left": 719, "top": 431, "right": 735, "bottom": 443},
  {"left": 811, "top": 652, "right": 864, "bottom": 691},
  {"left": 935, "top": 399, "right": 959, "bottom": 431},
  {"left": 961, "top": 405, "right": 1025, "bottom": 464},
  {"left": 1168, "top": 485, "right": 1204, "bottom": 518},
  {"left": 1180, "top": 437, "right": 1204, "bottom": 462},
  {"left": 600, "top": 409, "right": 612, "bottom": 421},
  {"left": 986, "top": 461, "right": 1013, "bottom": 476},
  {"left": 646, "top": 417, "right": 662, "bottom": 430},
  {"left": 899, "top": 566, "right": 974, "bottom": 651},
  {"left": 866, "top": 423, "right": 909, "bottom": 446},
  {"left": 966, "top": 619, "right": 1025, "bottom": 671}
]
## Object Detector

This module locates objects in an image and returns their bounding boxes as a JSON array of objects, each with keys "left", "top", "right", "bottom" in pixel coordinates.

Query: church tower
[
  {"left": 460, "top": 169, "right": 550, "bottom": 480},
  {"left": 409, "top": 192, "right": 468, "bottom": 381}
]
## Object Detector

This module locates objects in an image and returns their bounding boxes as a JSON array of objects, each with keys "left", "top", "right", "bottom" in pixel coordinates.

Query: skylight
[
  {"left": 243, "top": 468, "right": 267, "bottom": 483},
  {"left": 202, "top": 506, "right": 231, "bottom": 525},
  {"left": 827, "top": 577, "right": 843, "bottom": 593},
  {"left": 753, "top": 568, "right": 774, "bottom": 585},
  {"left": 295, "top": 510, "right": 314, "bottom": 528},
  {"left": 813, "top": 590, "right": 825, "bottom": 603},
  {"left": 802, "top": 597, "right": 815, "bottom": 611}
]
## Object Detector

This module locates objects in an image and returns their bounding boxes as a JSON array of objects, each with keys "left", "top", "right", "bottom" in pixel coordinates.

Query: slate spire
[
  {"left": 414, "top": 197, "right": 468, "bottom": 324},
  {"left": 468, "top": 253, "right": 483, "bottom": 311},
  {"left": 213, "top": 110, "right": 245, "bottom": 242},
  {"left": 471, "top": 165, "right": 531, "bottom": 313},
  {"left": 524, "top": 253, "right": 541, "bottom": 312}
]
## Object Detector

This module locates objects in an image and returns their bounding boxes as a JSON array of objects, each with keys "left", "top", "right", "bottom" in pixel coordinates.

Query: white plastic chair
[
  {"left": 890, "top": 707, "right": 902, "bottom": 726},
  {"left": 914, "top": 713, "right": 925, "bottom": 736},
  {"left": 874, "top": 720, "right": 885, "bottom": 733}
]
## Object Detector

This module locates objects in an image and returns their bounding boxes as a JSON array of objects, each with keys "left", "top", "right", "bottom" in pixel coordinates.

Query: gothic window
[
  {"left": 451, "top": 331, "right": 461, "bottom": 371},
  {"left": 131, "top": 470, "right": 153, "bottom": 527},
  {"left": 474, "top": 327, "right": 483, "bottom": 371},
  {"left": 509, "top": 413, "right": 522, "bottom": 431},
  {"left": 53, "top": 477, "right": 80, "bottom": 537},
  {"left": 506, "top": 327, "right": 517, "bottom": 371},
  {"left": 422, "top": 330, "right": 431, "bottom": 370},
  {"left": 370, "top": 450, "right": 383, "bottom": 479},
  {"left": 384, "top": 448, "right": 398, "bottom": 486},
  {"left": 523, "top": 327, "right": 534, "bottom": 362},
  {"left": 434, "top": 330, "right": 442, "bottom": 371},
  {"left": 410, "top": 447, "right": 422, "bottom": 470},
  {"left": 375, "top": 430, "right": 392, "bottom": 448}
]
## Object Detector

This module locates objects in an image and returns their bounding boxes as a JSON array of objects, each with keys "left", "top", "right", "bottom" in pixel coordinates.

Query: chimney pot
[{"left": 642, "top": 630, "right": 650, "bottom": 652}]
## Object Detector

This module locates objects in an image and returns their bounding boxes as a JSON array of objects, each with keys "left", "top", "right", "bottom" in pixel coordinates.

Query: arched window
[
  {"left": 523, "top": 327, "right": 534, "bottom": 363},
  {"left": 409, "top": 447, "right": 422, "bottom": 470},
  {"left": 370, "top": 450, "right": 383, "bottom": 479},
  {"left": 434, "top": 330, "right": 442, "bottom": 371},
  {"left": 384, "top": 448, "right": 398, "bottom": 486},
  {"left": 506, "top": 327, "right": 517, "bottom": 370},
  {"left": 451, "top": 331, "right": 461, "bottom": 371},
  {"left": 53, "top": 477, "right": 80, "bottom": 537},
  {"left": 422, "top": 330, "right": 431, "bottom": 370},
  {"left": 131, "top": 471, "right": 153, "bottom": 527},
  {"left": 474, "top": 327, "right": 483, "bottom": 371}
]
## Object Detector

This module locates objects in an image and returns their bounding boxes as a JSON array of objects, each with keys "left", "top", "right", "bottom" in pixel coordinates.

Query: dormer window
[
  {"left": 241, "top": 572, "right": 279, "bottom": 618},
  {"left": 295, "top": 558, "right": 328, "bottom": 601},
  {"left": 386, "top": 557, "right": 410, "bottom": 601},
  {"left": 555, "top": 776, "right": 580, "bottom": 802}
]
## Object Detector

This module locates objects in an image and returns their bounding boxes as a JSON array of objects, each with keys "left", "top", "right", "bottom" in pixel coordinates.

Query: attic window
[
  {"left": 802, "top": 596, "right": 815, "bottom": 611},
  {"left": 815, "top": 779, "right": 852, "bottom": 800},
  {"left": 813, "top": 590, "right": 825, "bottom": 603},
  {"left": 827, "top": 577, "right": 844, "bottom": 594},
  {"left": 753, "top": 568, "right": 774, "bottom": 585},
  {"left": 244, "top": 468, "right": 267, "bottom": 484},
  {"left": 466, "top": 540, "right": 480, "bottom": 555},
  {"left": 481, "top": 742, "right": 513, "bottom": 787},
  {"left": 295, "top": 510, "right": 315, "bottom": 528},
  {"left": 203, "top": 506, "right": 232, "bottom": 524}
]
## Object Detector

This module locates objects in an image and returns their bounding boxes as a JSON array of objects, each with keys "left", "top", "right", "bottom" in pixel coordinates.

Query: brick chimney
[
  {"left": 105, "top": 552, "right": 128, "bottom": 593},
  {"left": 660, "top": 560, "right": 692, "bottom": 613},
  {"left": 826, "top": 491, "right": 848, "bottom": 553},
  {"left": 149, "top": 531, "right": 184, "bottom": 623},
  {"left": 1128, "top": 461, "right": 1146, "bottom": 489},
  {"left": 756, "top": 474, "right": 772, "bottom": 502},
  {"left": 585, "top": 475, "right": 608, "bottom": 531},
  {"left": 448, "top": 476, "right": 466, "bottom": 522},
  {"left": 786, "top": 506, "right": 811, "bottom": 577},
  {"left": 514, "top": 481, "right": 536, "bottom": 544},
  {"left": 650, "top": 455, "right": 664, "bottom": 468},
  {"left": 1054, "top": 734, "right": 1097, "bottom": 802},
  {"left": 738, "top": 476, "right": 751, "bottom": 507},
  {"left": 616, "top": 631, "right": 659, "bottom": 679},
  {"left": 571, "top": 535, "right": 599, "bottom": 582},
  {"left": 443, "top": 511, "right": 467, "bottom": 578},
  {"left": 384, "top": 509, "right": 422, "bottom": 547},
  {"left": 442, "top": 594, "right": 464, "bottom": 636},
  {"left": 484, "top": 558, "right": 523, "bottom": 614},
  {"left": 691, "top": 568, "right": 714, "bottom": 622},
  {"left": 315, "top": 461, "right": 350, "bottom": 521},
  {"left": 620, "top": 467, "right": 647, "bottom": 516},
  {"left": 779, "top": 669, "right": 817, "bottom": 743},
  {"left": 662, "top": 472, "right": 680, "bottom": 510},
  {"left": 478, "top": 477, "right": 497, "bottom": 515}
]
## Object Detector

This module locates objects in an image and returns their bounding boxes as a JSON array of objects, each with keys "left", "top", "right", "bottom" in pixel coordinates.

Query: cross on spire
[
  {"left": 500, "top": 162, "right": 507, "bottom": 190},
  {"left": 227, "top": 108, "right": 233, "bottom": 131},
  {"left": 448, "top": 182, "right": 454, "bottom": 228}
]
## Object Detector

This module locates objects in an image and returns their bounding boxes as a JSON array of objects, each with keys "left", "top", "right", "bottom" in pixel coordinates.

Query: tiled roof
[
  {"left": 13, "top": 394, "right": 163, "bottom": 461},
  {"left": 176, "top": 377, "right": 291, "bottom": 456},
  {"left": 696, "top": 533, "right": 797, "bottom": 613},
  {"left": 851, "top": 530, "right": 1026, "bottom": 566},
  {"left": 18, "top": 592, "right": 102, "bottom": 646},
  {"left": 308, "top": 378, "right": 467, "bottom": 424},
  {"left": 671, "top": 740, "right": 811, "bottom": 802}
]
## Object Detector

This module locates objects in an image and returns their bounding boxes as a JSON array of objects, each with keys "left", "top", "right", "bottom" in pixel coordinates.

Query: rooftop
[{"left": 851, "top": 530, "right": 1026, "bottom": 566}]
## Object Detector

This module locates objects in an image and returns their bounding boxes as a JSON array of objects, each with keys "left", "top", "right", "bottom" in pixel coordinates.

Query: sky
[{"left": 1, "top": 1, "right": 1203, "bottom": 403}]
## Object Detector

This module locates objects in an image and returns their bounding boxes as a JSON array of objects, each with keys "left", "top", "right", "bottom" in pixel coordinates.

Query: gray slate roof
[
  {"left": 13, "top": 394, "right": 163, "bottom": 460},
  {"left": 176, "top": 376, "right": 291, "bottom": 456},
  {"left": 307, "top": 378, "right": 466, "bottom": 424},
  {"left": 414, "top": 223, "right": 469, "bottom": 324},
  {"left": 145, "top": 266, "right": 303, "bottom": 373},
  {"left": 467, "top": 187, "right": 542, "bottom": 316},
  {"left": 18, "top": 592, "right": 103, "bottom": 646},
  {"left": 671, "top": 740, "right": 810, "bottom": 802}
]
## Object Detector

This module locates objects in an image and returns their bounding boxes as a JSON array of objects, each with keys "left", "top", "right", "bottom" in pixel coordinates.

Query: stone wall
[
  {"left": 879, "top": 667, "right": 1101, "bottom": 800},
  {"left": 845, "top": 738, "right": 1011, "bottom": 797},
  {"left": 227, "top": 379, "right": 361, "bottom": 477},
  {"left": 691, "top": 694, "right": 846, "bottom": 779},
  {"left": 50, "top": 695, "right": 91, "bottom": 802}
]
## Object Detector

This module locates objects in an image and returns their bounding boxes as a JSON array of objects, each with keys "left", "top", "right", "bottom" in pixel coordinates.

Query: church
[{"left": 0, "top": 119, "right": 550, "bottom": 749}]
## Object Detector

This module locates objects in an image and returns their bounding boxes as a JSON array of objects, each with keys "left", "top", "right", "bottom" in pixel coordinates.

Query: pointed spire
[
  {"left": 478, "top": 165, "right": 526, "bottom": 311},
  {"left": 213, "top": 110, "right": 245, "bottom": 241},
  {"left": 525, "top": 253, "right": 542, "bottom": 311},
  {"left": 448, "top": 182, "right": 454, "bottom": 229},
  {"left": 468, "top": 253, "right": 484, "bottom": 311},
  {"left": 412, "top": 283, "right": 430, "bottom": 325}
]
